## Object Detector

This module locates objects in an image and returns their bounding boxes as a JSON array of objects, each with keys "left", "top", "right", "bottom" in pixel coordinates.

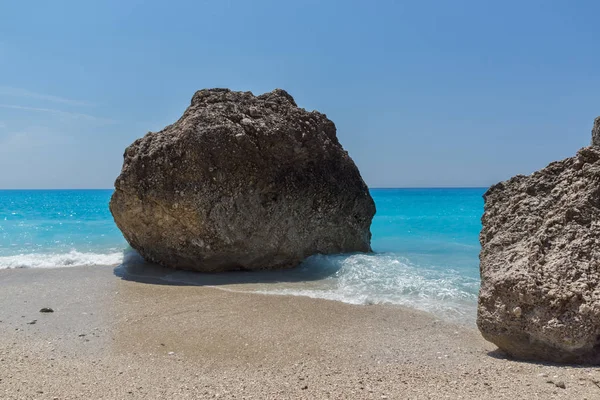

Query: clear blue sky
[{"left": 0, "top": 0, "right": 598, "bottom": 189}]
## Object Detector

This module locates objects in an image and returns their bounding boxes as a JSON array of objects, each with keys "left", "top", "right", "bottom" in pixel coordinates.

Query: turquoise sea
[{"left": 0, "top": 188, "right": 484, "bottom": 324}]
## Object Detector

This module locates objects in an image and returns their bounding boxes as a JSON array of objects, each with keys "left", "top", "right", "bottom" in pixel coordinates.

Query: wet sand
[{"left": 1, "top": 266, "right": 599, "bottom": 399}]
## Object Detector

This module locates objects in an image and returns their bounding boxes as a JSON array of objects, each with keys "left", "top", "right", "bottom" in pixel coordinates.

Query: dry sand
[{"left": 1, "top": 266, "right": 599, "bottom": 399}]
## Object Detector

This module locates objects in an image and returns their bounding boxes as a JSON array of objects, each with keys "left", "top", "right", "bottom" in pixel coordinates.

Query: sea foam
[
  {"left": 137, "top": 251, "right": 479, "bottom": 325},
  {"left": 0, "top": 250, "right": 124, "bottom": 269},
  {"left": 254, "top": 253, "right": 479, "bottom": 324}
]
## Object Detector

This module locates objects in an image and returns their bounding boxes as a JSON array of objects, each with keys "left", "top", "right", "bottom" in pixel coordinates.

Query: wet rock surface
[{"left": 110, "top": 89, "right": 375, "bottom": 272}]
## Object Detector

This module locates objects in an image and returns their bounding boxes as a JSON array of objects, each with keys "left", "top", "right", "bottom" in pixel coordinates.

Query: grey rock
[
  {"left": 478, "top": 132, "right": 600, "bottom": 363},
  {"left": 39, "top": 307, "right": 54, "bottom": 313},
  {"left": 110, "top": 89, "right": 375, "bottom": 272},
  {"left": 591, "top": 116, "right": 600, "bottom": 147}
]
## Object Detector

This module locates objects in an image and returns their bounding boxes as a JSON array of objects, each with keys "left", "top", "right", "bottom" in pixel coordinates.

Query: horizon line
[{"left": 0, "top": 186, "right": 491, "bottom": 191}]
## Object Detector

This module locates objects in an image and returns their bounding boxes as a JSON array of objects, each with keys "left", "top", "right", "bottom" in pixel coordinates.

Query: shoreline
[
  {"left": 0, "top": 254, "right": 479, "bottom": 328},
  {"left": 1, "top": 266, "right": 599, "bottom": 399}
]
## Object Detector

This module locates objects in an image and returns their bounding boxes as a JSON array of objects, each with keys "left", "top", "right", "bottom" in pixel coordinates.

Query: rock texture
[
  {"left": 110, "top": 88, "right": 375, "bottom": 272},
  {"left": 478, "top": 118, "right": 600, "bottom": 363},
  {"left": 592, "top": 116, "right": 600, "bottom": 147}
]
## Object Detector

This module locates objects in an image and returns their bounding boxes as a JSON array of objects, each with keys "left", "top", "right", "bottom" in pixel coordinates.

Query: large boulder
[
  {"left": 110, "top": 88, "right": 375, "bottom": 272},
  {"left": 478, "top": 118, "right": 600, "bottom": 363}
]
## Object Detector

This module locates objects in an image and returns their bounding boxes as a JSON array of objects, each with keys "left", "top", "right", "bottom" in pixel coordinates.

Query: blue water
[
  {"left": 0, "top": 188, "right": 485, "bottom": 323},
  {"left": 0, "top": 190, "right": 125, "bottom": 267}
]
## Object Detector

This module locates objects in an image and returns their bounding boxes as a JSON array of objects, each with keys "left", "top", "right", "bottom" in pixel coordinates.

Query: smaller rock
[
  {"left": 555, "top": 381, "right": 566, "bottom": 389},
  {"left": 301, "top": 385, "right": 308, "bottom": 390},
  {"left": 168, "top": 352, "right": 175, "bottom": 356},
  {"left": 592, "top": 116, "right": 600, "bottom": 147},
  {"left": 26, "top": 320, "right": 37, "bottom": 325},
  {"left": 78, "top": 334, "right": 86, "bottom": 337},
  {"left": 40, "top": 308, "right": 54, "bottom": 313}
]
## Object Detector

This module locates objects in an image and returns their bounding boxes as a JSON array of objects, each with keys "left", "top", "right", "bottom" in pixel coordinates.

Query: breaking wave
[{"left": 0, "top": 250, "right": 124, "bottom": 269}]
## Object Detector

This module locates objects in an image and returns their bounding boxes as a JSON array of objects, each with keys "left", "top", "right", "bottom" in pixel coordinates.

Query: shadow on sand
[
  {"left": 113, "top": 248, "right": 341, "bottom": 287},
  {"left": 486, "top": 349, "right": 600, "bottom": 368}
]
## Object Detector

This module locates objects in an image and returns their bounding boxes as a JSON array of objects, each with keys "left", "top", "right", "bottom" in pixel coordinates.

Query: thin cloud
[
  {"left": 0, "top": 127, "right": 71, "bottom": 166},
  {"left": 0, "top": 104, "right": 115, "bottom": 123},
  {"left": 0, "top": 86, "right": 93, "bottom": 107},
  {"left": 0, "top": 131, "right": 38, "bottom": 150}
]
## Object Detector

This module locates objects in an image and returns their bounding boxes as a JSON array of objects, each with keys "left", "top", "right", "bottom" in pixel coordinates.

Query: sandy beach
[{"left": 1, "top": 266, "right": 599, "bottom": 399}]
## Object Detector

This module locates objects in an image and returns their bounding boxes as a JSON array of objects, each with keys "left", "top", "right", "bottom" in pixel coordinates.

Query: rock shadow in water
[{"left": 113, "top": 248, "right": 342, "bottom": 286}]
